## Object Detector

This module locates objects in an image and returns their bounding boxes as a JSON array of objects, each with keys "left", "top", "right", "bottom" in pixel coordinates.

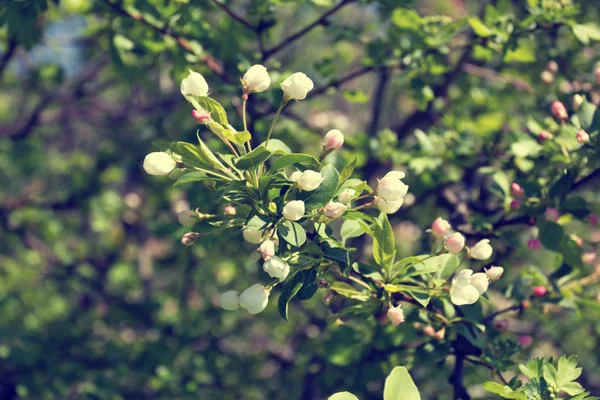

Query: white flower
[
  {"left": 263, "top": 255, "right": 290, "bottom": 281},
  {"left": 337, "top": 188, "right": 356, "bottom": 204},
  {"left": 450, "top": 269, "right": 489, "bottom": 306},
  {"left": 387, "top": 305, "right": 405, "bottom": 327},
  {"left": 239, "top": 284, "right": 270, "bottom": 314},
  {"left": 243, "top": 64, "right": 271, "bottom": 93},
  {"left": 178, "top": 210, "right": 198, "bottom": 227},
  {"left": 281, "top": 72, "right": 314, "bottom": 100},
  {"left": 377, "top": 171, "right": 409, "bottom": 202},
  {"left": 470, "top": 239, "right": 493, "bottom": 260},
  {"left": 288, "top": 170, "right": 302, "bottom": 182},
  {"left": 242, "top": 228, "right": 263, "bottom": 244},
  {"left": 375, "top": 197, "right": 403, "bottom": 214},
  {"left": 296, "top": 170, "right": 324, "bottom": 191},
  {"left": 485, "top": 266, "right": 504, "bottom": 281},
  {"left": 259, "top": 239, "right": 276, "bottom": 260},
  {"left": 181, "top": 70, "right": 209, "bottom": 97},
  {"left": 323, "top": 129, "right": 344, "bottom": 151},
  {"left": 445, "top": 232, "right": 465, "bottom": 254},
  {"left": 322, "top": 201, "right": 347, "bottom": 219},
  {"left": 283, "top": 200, "right": 305, "bottom": 221},
  {"left": 219, "top": 291, "right": 240, "bottom": 311},
  {"left": 143, "top": 152, "right": 176, "bottom": 176}
]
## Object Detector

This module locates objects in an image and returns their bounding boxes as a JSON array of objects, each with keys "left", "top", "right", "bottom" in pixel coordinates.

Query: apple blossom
[
  {"left": 219, "top": 291, "right": 240, "bottom": 311},
  {"left": 178, "top": 210, "right": 198, "bottom": 227},
  {"left": 242, "top": 228, "right": 264, "bottom": 244},
  {"left": 469, "top": 239, "right": 493, "bottom": 260},
  {"left": 283, "top": 200, "right": 305, "bottom": 221},
  {"left": 375, "top": 197, "right": 404, "bottom": 214},
  {"left": 532, "top": 286, "right": 547, "bottom": 297},
  {"left": 547, "top": 60, "right": 559, "bottom": 74},
  {"left": 450, "top": 269, "right": 489, "bottom": 305},
  {"left": 485, "top": 266, "right": 504, "bottom": 281},
  {"left": 577, "top": 129, "right": 590, "bottom": 143},
  {"left": 239, "top": 284, "right": 269, "bottom": 314},
  {"left": 518, "top": 335, "right": 533, "bottom": 348},
  {"left": 586, "top": 213, "right": 599, "bottom": 226},
  {"left": 582, "top": 252, "right": 596, "bottom": 265},
  {"left": 296, "top": 170, "right": 324, "bottom": 191},
  {"left": 337, "top": 188, "right": 356, "bottom": 205},
  {"left": 181, "top": 70, "right": 209, "bottom": 97},
  {"left": 259, "top": 239, "right": 276, "bottom": 261},
  {"left": 433, "top": 328, "right": 446, "bottom": 341},
  {"left": 263, "top": 256, "right": 290, "bottom": 281},
  {"left": 423, "top": 325, "right": 435, "bottom": 336},
  {"left": 551, "top": 100, "right": 568, "bottom": 120},
  {"left": 545, "top": 207, "right": 559, "bottom": 222},
  {"left": 510, "top": 182, "right": 524, "bottom": 197},
  {"left": 323, "top": 129, "right": 344, "bottom": 151},
  {"left": 540, "top": 70, "right": 554, "bottom": 84},
  {"left": 571, "top": 234, "right": 583, "bottom": 246},
  {"left": 143, "top": 152, "right": 176, "bottom": 176},
  {"left": 445, "top": 233, "right": 465, "bottom": 254},
  {"left": 528, "top": 238, "right": 541, "bottom": 250},
  {"left": 431, "top": 217, "right": 451, "bottom": 237},
  {"left": 224, "top": 205, "right": 236, "bottom": 215},
  {"left": 596, "top": 66, "right": 600, "bottom": 85},
  {"left": 510, "top": 200, "right": 521, "bottom": 210},
  {"left": 288, "top": 170, "right": 302, "bottom": 182},
  {"left": 323, "top": 201, "right": 347, "bottom": 219},
  {"left": 181, "top": 232, "right": 200, "bottom": 246},
  {"left": 281, "top": 72, "right": 314, "bottom": 100},
  {"left": 376, "top": 171, "right": 409, "bottom": 202},
  {"left": 539, "top": 130, "right": 552, "bottom": 141},
  {"left": 243, "top": 64, "right": 271, "bottom": 93},
  {"left": 573, "top": 94, "right": 584, "bottom": 110},
  {"left": 387, "top": 305, "right": 405, "bottom": 327}
]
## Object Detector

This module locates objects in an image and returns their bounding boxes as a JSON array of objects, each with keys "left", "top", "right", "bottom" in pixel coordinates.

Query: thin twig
[
  {"left": 211, "top": 0, "right": 256, "bottom": 30},
  {"left": 0, "top": 37, "right": 17, "bottom": 79}
]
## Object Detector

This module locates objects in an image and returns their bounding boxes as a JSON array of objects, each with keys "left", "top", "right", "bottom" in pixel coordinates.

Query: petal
[
  {"left": 470, "top": 273, "right": 489, "bottom": 295},
  {"left": 450, "top": 284, "right": 480, "bottom": 306}
]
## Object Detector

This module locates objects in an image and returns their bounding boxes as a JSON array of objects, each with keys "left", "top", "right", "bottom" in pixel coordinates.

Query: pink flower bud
[
  {"left": 551, "top": 101, "right": 568, "bottom": 120},
  {"left": 576, "top": 129, "right": 590, "bottom": 143},
  {"left": 322, "top": 201, "right": 347, "bottom": 219},
  {"left": 322, "top": 129, "right": 344, "bottom": 151},
  {"left": 423, "top": 325, "right": 435, "bottom": 336},
  {"left": 571, "top": 234, "right": 583, "bottom": 247},
  {"left": 445, "top": 232, "right": 465, "bottom": 254},
  {"left": 518, "top": 335, "right": 533, "bottom": 348},
  {"left": 510, "top": 200, "right": 521, "bottom": 210},
  {"left": 595, "top": 66, "right": 600, "bottom": 85},
  {"left": 433, "top": 328, "right": 446, "bottom": 341},
  {"left": 181, "top": 232, "right": 200, "bottom": 246},
  {"left": 544, "top": 208, "right": 559, "bottom": 222},
  {"left": 494, "top": 319, "right": 509, "bottom": 331},
  {"left": 547, "top": 61, "right": 559, "bottom": 74},
  {"left": 582, "top": 252, "right": 596, "bottom": 265},
  {"left": 510, "top": 183, "right": 524, "bottom": 197},
  {"left": 259, "top": 240, "right": 276, "bottom": 261},
  {"left": 539, "top": 130, "right": 552, "bottom": 142},
  {"left": 527, "top": 238, "right": 541, "bottom": 250},
  {"left": 486, "top": 266, "right": 504, "bottom": 281},
  {"left": 386, "top": 305, "right": 405, "bottom": 327},
  {"left": 192, "top": 109, "right": 211, "bottom": 124},
  {"left": 521, "top": 299, "right": 531, "bottom": 309},
  {"left": 431, "top": 217, "right": 451, "bottom": 237},
  {"left": 586, "top": 213, "right": 599, "bottom": 226},
  {"left": 224, "top": 205, "right": 236, "bottom": 215},
  {"left": 532, "top": 286, "right": 547, "bottom": 297}
]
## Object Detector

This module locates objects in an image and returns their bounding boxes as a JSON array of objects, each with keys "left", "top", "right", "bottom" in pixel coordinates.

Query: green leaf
[
  {"left": 572, "top": 23, "right": 600, "bottom": 45},
  {"left": 549, "top": 170, "right": 576, "bottom": 200},
  {"left": 235, "top": 146, "right": 272, "bottom": 170},
  {"left": 405, "top": 290, "right": 430, "bottom": 307},
  {"left": 296, "top": 269, "right": 318, "bottom": 301},
  {"left": 539, "top": 221, "right": 564, "bottom": 251},
  {"left": 329, "top": 282, "right": 370, "bottom": 301},
  {"left": 373, "top": 213, "right": 396, "bottom": 273},
  {"left": 173, "top": 171, "right": 209, "bottom": 186},
  {"left": 324, "top": 247, "right": 352, "bottom": 276},
  {"left": 264, "top": 139, "right": 291, "bottom": 154},
  {"left": 270, "top": 153, "right": 319, "bottom": 171},
  {"left": 482, "top": 382, "right": 526, "bottom": 399},
  {"left": 278, "top": 221, "right": 307, "bottom": 247},
  {"left": 277, "top": 273, "right": 304, "bottom": 321},
  {"left": 338, "top": 158, "right": 357, "bottom": 186},
  {"left": 383, "top": 366, "right": 421, "bottom": 400},
  {"left": 340, "top": 219, "right": 366, "bottom": 242},
  {"left": 186, "top": 95, "right": 229, "bottom": 126},
  {"left": 468, "top": 16, "right": 494, "bottom": 37},
  {"left": 246, "top": 214, "right": 273, "bottom": 231},
  {"left": 328, "top": 392, "right": 358, "bottom": 400},
  {"left": 577, "top": 100, "right": 600, "bottom": 133},
  {"left": 210, "top": 122, "right": 251, "bottom": 145},
  {"left": 391, "top": 8, "right": 422, "bottom": 31},
  {"left": 304, "top": 164, "right": 340, "bottom": 212}
]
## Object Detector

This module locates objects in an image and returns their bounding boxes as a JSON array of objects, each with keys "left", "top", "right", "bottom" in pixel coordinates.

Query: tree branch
[
  {"left": 211, "top": 0, "right": 256, "bottom": 30},
  {"left": 573, "top": 167, "right": 600, "bottom": 191},
  {"left": 0, "top": 37, "right": 17, "bottom": 79}
]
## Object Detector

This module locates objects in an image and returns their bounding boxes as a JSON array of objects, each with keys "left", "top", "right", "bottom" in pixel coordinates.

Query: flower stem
[{"left": 265, "top": 99, "right": 288, "bottom": 147}]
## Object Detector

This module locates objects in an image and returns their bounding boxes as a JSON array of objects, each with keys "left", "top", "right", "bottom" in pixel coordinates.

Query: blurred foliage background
[{"left": 1, "top": 0, "right": 600, "bottom": 399}]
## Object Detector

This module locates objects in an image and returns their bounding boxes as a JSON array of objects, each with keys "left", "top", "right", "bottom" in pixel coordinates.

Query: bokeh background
[{"left": 1, "top": 0, "right": 600, "bottom": 399}]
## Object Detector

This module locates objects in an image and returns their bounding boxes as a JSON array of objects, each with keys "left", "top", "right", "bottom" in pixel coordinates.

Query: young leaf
[
  {"left": 296, "top": 269, "right": 318, "bottom": 301},
  {"left": 539, "top": 221, "right": 564, "bottom": 251},
  {"left": 173, "top": 171, "right": 209, "bottom": 186},
  {"left": 186, "top": 95, "right": 229, "bottom": 126},
  {"left": 324, "top": 247, "right": 352, "bottom": 277},
  {"left": 340, "top": 219, "right": 366, "bottom": 243},
  {"left": 328, "top": 392, "right": 358, "bottom": 400},
  {"left": 329, "top": 282, "right": 370, "bottom": 301},
  {"left": 383, "top": 366, "right": 421, "bottom": 400},
  {"left": 270, "top": 153, "right": 319, "bottom": 171},
  {"left": 372, "top": 213, "right": 396, "bottom": 274},
  {"left": 278, "top": 272, "right": 304, "bottom": 321},
  {"left": 235, "top": 146, "right": 272, "bottom": 170},
  {"left": 338, "top": 157, "right": 357, "bottom": 186},
  {"left": 278, "top": 221, "right": 307, "bottom": 247}
]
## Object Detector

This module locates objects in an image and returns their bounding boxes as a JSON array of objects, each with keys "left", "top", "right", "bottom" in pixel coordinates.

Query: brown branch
[
  {"left": 0, "top": 37, "right": 17, "bottom": 79},
  {"left": 262, "top": 0, "right": 357, "bottom": 60},
  {"left": 573, "top": 167, "right": 600, "bottom": 191},
  {"left": 483, "top": 303, "right": 525, "bottom": 323},
  {"left": 211, "top": 0, "right": 256, "bottom": 30}
]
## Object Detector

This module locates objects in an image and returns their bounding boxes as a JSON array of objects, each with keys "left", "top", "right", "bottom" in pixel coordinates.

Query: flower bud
[
  {"left": 532, "top": 286, "right": 547, "bottom": 297},
  {"left": 521, "top": 299, "right": 531, "bottom": 309},
  {"left": 296, "top": 170, "right": 324, "bottom": 191},
  {"left": 243, "top": 64, "right": 270, "bottom": 93},
  {"left": 178, "top": 210, "right": 198, "bottom": 227},
  {"left": 510, "top": 200, "right": 521, "bottom": 210},
  {"left": 571, "top": 234, "right": 583, "bottom": 246},
  {"left": 143, "top": 152, "right": 176, "bottom": 176},
  {"left": 445, "top": 233, "right": 465, "bottom": 254},
  {"left": 263, "top": 256, "right": 290, "bottom": 281},
  {"left": 317, "top": 278, "right": 329, "bottom": 288},
  {"left": 582, "top": 251, "right": 596, "bottom": 265},
  {"left": 431, "top": 217, "right": 451, "bottom": 237},
  {"left": 219, "top": 291, "right": 240, "bottom": 311},
  {"left": 470, "top": 239, "right": 493, "bottom": 260},
  {"left": 539, "top": 130, "right": 552, "bottom": 142},
  {"left": 470, "top": 272, "right": 489, "bottom": 294},
  {"left": 494, "top": 319, "right": 509, "bottom": 331},
  {"left": 576, "top": 129, "right": 590, "bottom": 143},
  {"left": 517, "top": 335, "right": 533, "bottom": 348},
  {"left": 288, "top": 170, "right": 302, "bottom": 182},
  {"left": 224, "top": 205, "right": 236, "bottom": 215},
  {"left": 586, "top": 213, "right": 599, "bottom": 226},
  {"left": 377, "top": 171, "right": 409, "bottom": 202},
  {"left": 281, "top": 72, "right": 314, "bottom": 100},
  {"left": 323, "top": 129, "right": 344, "bottom": 151},
  {"left": 375, "top": 197, "right": 403, "bottom": 214},
  {"left": 181, "top": 70, "right": 209, "bottom": 97},
  {"left": 545, "top": 207, "right": 559, "bottom": 222},
  {"left": 595, "top": 66, "right": 600, "bottom": 85},
  {"left": 387, "top": 305, "right": 405, "bottom": 327},
  {"left": 551, "top": 100, "right": 568, "bottom": 120},
  {"left": 239, "top": 284, "right": 269, "bottom": 314},
  {"left": 573, "top": 94, "right": 584, "bottom": 110},
  {"left": 283, "top": 200, "right": 305, "bottom": 221},
  {"left": 547, "top": 61, "right": 559, "bottom": 74},
  {"left": 433, "top": 328, "right": 446, "bottom": 341},
  {"left": 242, "top": 228, "right": 264, "bottom": 244},
  {"left": 423, "top": 325, "right": 435, "bottom": 336},
  {"left": 527, "top": 238, "right": 541, "bottom": 250},
  {"left": 181, "top": 232, "right": 200, "bottom": 246},
  {"left": 259, "top": 239, "right": 276, "bottom": 260},
  {"left": 322, "top": 201, "right": 347, "bottom": 219},
  {"left": 510, "top": 183, "right": 524, "bottom": 197},
  {"left": 337, "top": 188, "right": 356, "bottom": 205},
  {"left": 485, "top": 266, "right": 504, "bottom": 281},
  {"left": 540, "top": 70, "right": 554, "bottom": 84},
  {"left": 191, "top": 109, "right": 211, "bottom": 124}
]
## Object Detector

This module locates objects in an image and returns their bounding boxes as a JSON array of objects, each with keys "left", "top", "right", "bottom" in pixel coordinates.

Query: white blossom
[
  {"left": 470, "top": 239, "right": 493, "bottom": 260},
  {"left": 243, "top": 64, "right": 270, "bottom": 93},
  {"left": 181, "top": 70, "right": 209, "bottom": 97},
  {"left": 450, "top": 269, "right": 489, "bottom": 306},
  {"left": 445, "top": 232, "right": 465, "bottom": 254},
  {"left": 219, "top": 291, "right": 240, "bottom": 311},
  {"left": 282, "top": 200, "right": 305, "bottom": 221},
  {"left": 259, "top": 239, "right": 276, "bottom": 260},
  {"left": 281, "top": 72, "right": 314, "bottom": 100},
  {"left": 375, "top": 197, "right": 403, "bottom": 214},
  {"left": 263, "top": 256, "right": 290, "bottom": 281},
  {"left": 143, "top": 152, "right": 176, "bottom": 176},
  {"left": 323, "top": 129, "right": 344, "bottom": 151},
  {"left": 376, "top": 171, "right": 409, "bottom": 202},
  {"left": 242, "top": 228, "right": 263, "bottom": 244},
  {"left": 178, "top": 210, "right": 198, "bottom": 227},
  {"left": 337, "top": 188, "right": 356, "bottom": 204},
  {"left": 322, "top": 201, "right": 347, "bottom": 219},
  {"left": 239, "top": 284, "right": 269, "bottom": 314},
  {"left": 296, "top": 170, "right": 324, "bottom": 191}
]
